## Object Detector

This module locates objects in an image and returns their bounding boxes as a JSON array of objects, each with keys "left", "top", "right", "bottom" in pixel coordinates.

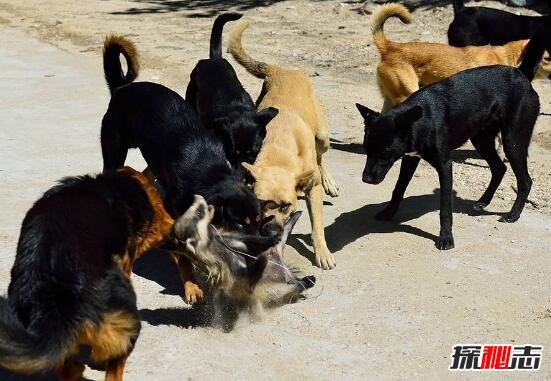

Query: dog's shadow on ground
[
  {"left": 133, "top": 251, "right": 222, "bottom": 329},
  {"left": 110, "top": 0, "right": 289, "bottom": 17},
  {"left": 289, "top": 188, "right": 501, "bottom": 260},
  {"left": 133, "top": 249, "right": 182, "bottom": 296}
]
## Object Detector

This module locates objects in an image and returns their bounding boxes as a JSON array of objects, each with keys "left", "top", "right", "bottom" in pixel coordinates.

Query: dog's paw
[
  {"left": 375, "top": 206, "right": 396, "bottom": 221},
  {"left": 322, "top": 175, "right": 340, "bottom": 198},
  {"left": 315, "top": 248, "right": 336, "bottom": 270},
  {"left": 499, "top": 213, "right": 520, "bottom": 223},
  {"left": 435, "top": 235, "right": 455, "bottom": 250},
  {"left": 184, "top": 281, "right": 204, "bottom": 305},
  {"left": 473, "top": 201, "right": 488, "bottom": 211}
]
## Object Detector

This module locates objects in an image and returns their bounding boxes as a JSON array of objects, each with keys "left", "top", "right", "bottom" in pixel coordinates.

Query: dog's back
[
  {"left": 228, "top": 19, "right": 326, "bottom": 135},
  {"left": 0, "top": 171, "right": 155, "bottom": 376},
  {"left": 398, "top": 66, "right": 538, "bottom": 149},
  {"left": 448, "top": 4, "right": 548, "bottom": 47}
]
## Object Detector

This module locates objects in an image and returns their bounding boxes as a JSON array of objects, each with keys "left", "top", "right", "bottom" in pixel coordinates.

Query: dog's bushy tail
[
  {"left": 210, "top": 13, "right": 242, "bottom": 59},
  {"left": 228, "top": 20, "right": 270, "bottom": 79},
  {"left": 452, "top": 0, "right": 464, "bottom": 14},
  {"left": 103, "top": 35, "right": 140, "bottom": 94},
  {"left": 0, "top": 297, "right": 73, "bottom": 374},
  {"left": 518, "top": 27, "right": 546, "bottom": 81},
  {"left": 371, "top": 4, "right": 412, "bottom": 55}
]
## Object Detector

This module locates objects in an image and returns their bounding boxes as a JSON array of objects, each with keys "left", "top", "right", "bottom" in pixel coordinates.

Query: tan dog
[
  {"left": 228, "top": 20, "right": 339, "bottom": 270},
  {"left": 373, "top": 3, "right": 550, "bottom": 111}
]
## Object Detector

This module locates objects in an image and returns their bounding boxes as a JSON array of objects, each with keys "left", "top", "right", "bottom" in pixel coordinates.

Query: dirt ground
[{"left": 0, "top": 0, "right": 550, "bottom": 380}]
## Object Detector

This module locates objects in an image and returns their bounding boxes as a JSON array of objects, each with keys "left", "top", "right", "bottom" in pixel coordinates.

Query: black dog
[
  {"left": 449, "top": 0, "right": 551, "bottom": 50},
  {"left": 101, "top": 35, "right": 272, "bottom": 240},
  {"left": 186, "top": 13, "right": 278, "bottom": 166},
  {"left": 0, "top": 167, "right": 175, "bottom": 380},
  {"left": 355, "top": 39, "right": 543, "bottom": 250}
]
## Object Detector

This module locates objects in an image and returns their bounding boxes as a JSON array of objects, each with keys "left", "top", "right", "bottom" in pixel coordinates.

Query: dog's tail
[
  {"left": 0, "top": 297, "right": 73, "bottom": 374},
  {"left": 518, "top": 27, "right": 546, "bottom": 81},
  {"left": 452, "top": 0, "right": 464, "bottom": 14},
  {"left": 210, "top": 13, "right": 243, "bottom": 59},
  {"left": 371, "top": 4, "right": 412, "bottom": 55},
  {"left": 103, "top": 35, "right": 140, "bottom": 94},
  {"left": 228, "top": 20, "right": 271, "bottom": 79}
]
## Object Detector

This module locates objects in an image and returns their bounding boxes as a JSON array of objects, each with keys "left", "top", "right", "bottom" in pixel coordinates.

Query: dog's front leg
[
  {"left": 376, "top": 156, "right": 420, "bottom": 220},
  {"left": 436, "top": 160, "right": 454, "bottom": 250},
  {"left": 169, "top": 252, "right": 204, "bottom": 304},
  {"left": 306, "top": 183, "right": 335, "bottom": 269}
]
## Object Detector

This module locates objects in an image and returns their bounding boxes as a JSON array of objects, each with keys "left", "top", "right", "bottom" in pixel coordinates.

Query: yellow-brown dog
[
  {"left": 373, "top": 3, "right": 550, "bottom": 111},
  {"left": 228, "top": 20, "right": 339, "bottom": 270}
]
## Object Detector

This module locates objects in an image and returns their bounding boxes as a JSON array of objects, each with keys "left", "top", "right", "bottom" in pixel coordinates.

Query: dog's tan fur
[
  {"left": 228, "top": 20, "right": 339, "bottom": 270},
  {"left": 373, "top": 3, "right": 550, "bottom": 110}
]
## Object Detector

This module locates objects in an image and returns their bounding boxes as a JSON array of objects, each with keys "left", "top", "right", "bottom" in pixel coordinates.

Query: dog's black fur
[
  {"left": 185, "top": 13, "right": 278, "bottom": 166},
  {"left": 0, "top": 172, "right": 147, "bottom": 375},
  {"left": 101, "top": 36, "right": 273, "bottom": 240},
  {"left": 355, "top": 39, "right": 543, "bottom": 250},
  {"left": 449, "top": 0, "right": 551, "bottom": 51}
]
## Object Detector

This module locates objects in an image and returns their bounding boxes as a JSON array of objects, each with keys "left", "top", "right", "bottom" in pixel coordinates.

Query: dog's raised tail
[
  {"left": 210, "top": 13, "right": 243, "bottom": 59},
  {"left": 452, "top": 0, "right": 464, "bottom": 14},
  {"left": 228, "top": 20, "right": 270, "bottom": 79},
  {"left": 371, "top": 4, "right": 412, "bottom": 54},
  {"left": 0, "top": 297, "right": 72, "bottom": 374},
  {"left": 518, "top": 27, "right": 547, "bottom": 81},
  {"left": 103, "top": 35, "right": 140, "bottom": 94}
]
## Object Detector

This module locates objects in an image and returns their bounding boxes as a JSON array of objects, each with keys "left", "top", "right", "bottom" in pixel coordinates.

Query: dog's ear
[
  {"left": 295, "top": 169, "right": 317, "bottom": 192},
  {"left": 242, "top": 162, "right": 261, "bottom": 180},
  {"left": 356, "top": 103, "right": 380, "bottom": 126},
  {"left": 394, "top": 106, "right": 423, "bottom": 129},
  {"left": 255, "top": 107, "right": 279, "bottom": 127}
]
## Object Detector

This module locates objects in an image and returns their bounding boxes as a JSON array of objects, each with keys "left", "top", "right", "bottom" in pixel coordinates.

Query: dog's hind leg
[
  {"left": 79, "top": 273, "right": 140, "bottom": 381},
  {"left": 435, "top": 160, "right": 455, "bottom": 250},
  {"left": 101, "top": 111, "right": 129, "bottom": 172},
  {"left": 105, "top": 357, "right": 127, "bottom": 381},
  {"left": 170, "top": 252, "right": 204, "bottom": 304},
  {"left": 470, "top": 130, "right": 507, "bottom": 210},
  {"left": 501, "top": 138, "right": 532, "bottom": 223},
  {"left": 375, "top": 156, "right": 420, "bottom": 220},
  {"left": 55, "top": 358, "right": 85, "bottom": 381},
  {"left": 499, "top": 106, "right": 536, "bottom": 223},
  {"left": 185, "top": 77, "right": 198, "bottom": 110},
  {"left": 378, "top": 64, "right": 419, "bottom": 106}
]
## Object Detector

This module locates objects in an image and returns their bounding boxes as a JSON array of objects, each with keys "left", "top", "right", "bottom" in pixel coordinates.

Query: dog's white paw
[
  {"left": 315, "top": 248, "right": 336, "bottom": 270},
  {"left": 322, "top": 174, "right": 340, "bottom": 198}
]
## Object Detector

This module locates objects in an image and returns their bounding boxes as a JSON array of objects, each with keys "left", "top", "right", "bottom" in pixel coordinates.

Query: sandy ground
[{"left": 0, "top": 1, "right": 550, "bottom": 380}]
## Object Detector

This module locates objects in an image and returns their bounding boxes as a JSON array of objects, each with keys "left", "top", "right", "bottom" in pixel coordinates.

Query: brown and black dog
[
  {"left": 0, "top": 167, "right": 178, "bottom": 381},
  {"left": 372, "top": 3, "right": 550, "bottom": 111},
  {"left": 228, "top": 19, "right": 340, "bottom": 270}
]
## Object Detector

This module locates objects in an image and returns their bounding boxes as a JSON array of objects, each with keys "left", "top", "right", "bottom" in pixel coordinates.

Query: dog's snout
[{"left": 261, "top": 221, "right": 282, "bottom": 238}]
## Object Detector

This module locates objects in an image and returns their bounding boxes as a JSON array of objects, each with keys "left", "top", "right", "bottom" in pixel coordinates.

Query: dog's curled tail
[
  {"left": 518, "top": 27, "right": 547, "bottom": 81},
  {"left": 210, "top": 13, "right": 243, "bottom": 59},
  {"left": 228, "top": 20, "right": 270, "bottom": 79},
  {"left": 103, "top": 35, "right": 140, "bottom": 94},
  {"left": 452, "top": 0, "right": 464, "bottom": 14},
  {"left": 0, "top": 297, "right": 72, "bottom": 374},
  {"left": 371, "top": 3, "right": 412, "bottom": 54}
]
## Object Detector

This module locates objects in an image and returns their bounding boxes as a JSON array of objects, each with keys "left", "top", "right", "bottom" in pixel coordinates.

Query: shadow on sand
[
  {"left": 288, "top": 188, "right": 502, "bottom": 262},
  {"left": 110, "top": 0, "right": 292, "bottom": 17}
]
